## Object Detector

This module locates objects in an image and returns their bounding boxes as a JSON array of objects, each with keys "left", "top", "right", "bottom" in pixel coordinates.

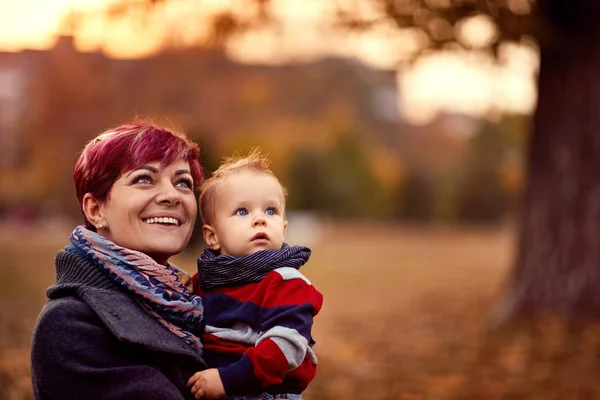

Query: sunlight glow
[
  {"left": 0, "top": 0, "right": 539, "bottom": 122},
  {"left": 400, "top": 45, "right": 537, "bottom": 124},
  {"left": 457, "top": 15, "right": 498, "bottom": 48}
]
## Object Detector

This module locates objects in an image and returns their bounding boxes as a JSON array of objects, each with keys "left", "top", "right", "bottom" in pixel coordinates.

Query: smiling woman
[
  {"left": 30, "top": 121, "right": 209, "bottom": 400},
  {"left": 75, "top": 123, "right": 202, "bottom": 264},
  {"left": 83, "top": 158, "right": 198, "bottom": 264}
]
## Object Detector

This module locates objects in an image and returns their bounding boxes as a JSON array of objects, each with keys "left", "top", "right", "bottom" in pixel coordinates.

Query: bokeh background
[{"left": 3, "top": 0, "right": 599, "bottom": 399}]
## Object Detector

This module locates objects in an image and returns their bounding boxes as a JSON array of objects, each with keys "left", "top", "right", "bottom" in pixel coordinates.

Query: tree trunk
[{"left": 498, "top": 17, "right": 600, "bottom": 319}]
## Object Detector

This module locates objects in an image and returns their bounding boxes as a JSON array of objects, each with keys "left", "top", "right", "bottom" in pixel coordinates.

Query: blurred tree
[
  {"left": 286, "top": 149, "right": 331, "bottom": 212},
  {"left": 397, "top": 171, "right": 436, "bottom": 221},
  {"left": 287, "top": 131, "right": 392, "bottom": 218},
  {"left": 455, "top": 122, "right": 511, "bottom": 224},
  {"left": 63, "top": 0, "right": 273, "bottom": 50},
  {"left": 184, "top": 132, "right": 222, "bottom": 250},
  {"left": 335, "top": 0, "right": 600, "bottom": 320},
  {"left": 78, "top": 0, "right": 600, "bottom": 318},
  {"left": 414, "top": 116, "right": 526, "bottom": 224},
  {"left": 499, "top": 114, "right": 528, "bottom": 211}
]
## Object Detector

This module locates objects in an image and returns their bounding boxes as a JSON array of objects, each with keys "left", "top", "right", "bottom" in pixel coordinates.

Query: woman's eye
[
  {"left": 133, "top": 175, "right": 152, "bottom": 185},
  {"left": 234, "top": 208, "right": 248, "bottom": 216},
  {"left": 175, "top": 179, "right": 193, "bottom": 189},
  {"left": 265, "top": 207, "right": 277, "bottom": 216}
]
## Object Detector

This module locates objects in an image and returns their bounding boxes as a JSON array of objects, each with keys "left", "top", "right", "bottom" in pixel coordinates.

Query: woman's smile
[{"left": 99, "top": 159, "right": 197, "bottom": 264}]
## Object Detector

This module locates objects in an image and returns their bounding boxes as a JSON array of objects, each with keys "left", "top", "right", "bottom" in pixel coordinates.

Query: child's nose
[{"left": 253, "top": 214, "right": 267, "bottom": 226}]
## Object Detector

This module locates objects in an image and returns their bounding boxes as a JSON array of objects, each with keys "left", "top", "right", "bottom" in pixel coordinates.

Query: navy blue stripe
[
  {"left": 203, "top": 349, "right": 242, "bottom": 368},
  {"left": 202, "top": 293, "right": 314, "bottom": 343},
  {"left": 259, "top": 304, "right": 315, "bottom": 343},
  {"left": 218, "top": 354, "right": 263, "bottom": 395},
  {"left": 202, "top": 293, "right": 261, "bottom": 331}
]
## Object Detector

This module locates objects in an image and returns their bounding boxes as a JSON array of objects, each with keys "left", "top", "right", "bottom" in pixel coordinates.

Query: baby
[{"left": 187, "top": 149, "right": 323, "bottom": 400}]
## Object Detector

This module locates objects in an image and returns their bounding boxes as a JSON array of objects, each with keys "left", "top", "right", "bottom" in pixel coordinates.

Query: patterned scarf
[
  {"left": 197, "top": 243, "right": 311, "bottom": 290},
  {"left": 67, "top": 226, "right": 204, "bottom": 354}
]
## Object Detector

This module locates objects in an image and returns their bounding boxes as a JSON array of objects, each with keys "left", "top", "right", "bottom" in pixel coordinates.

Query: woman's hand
[{"left": 187, "top": 368, "right": 226, "bottom": 399}]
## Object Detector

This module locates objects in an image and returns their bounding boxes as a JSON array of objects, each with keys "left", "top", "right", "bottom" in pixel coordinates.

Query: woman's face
[{"left": 99, "top": 159, "right": 197, "bottom": 264}]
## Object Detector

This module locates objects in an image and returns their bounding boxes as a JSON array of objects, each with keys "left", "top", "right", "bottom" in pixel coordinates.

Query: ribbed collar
[{"left": 48, "top": 248, "right": 121, "bottom": 297}]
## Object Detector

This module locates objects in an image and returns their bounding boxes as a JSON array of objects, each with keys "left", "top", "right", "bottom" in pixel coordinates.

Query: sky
[{"left": 0, "top": 0, "right": 539, "bottom": 124}]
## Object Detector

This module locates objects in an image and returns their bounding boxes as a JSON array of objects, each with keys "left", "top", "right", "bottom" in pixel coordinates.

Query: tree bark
[{"left": 498, "top": 17, "right": 600, "bottom": 319}]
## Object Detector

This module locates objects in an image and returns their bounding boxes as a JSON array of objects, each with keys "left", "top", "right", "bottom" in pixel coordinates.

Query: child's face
[{"left": 203, "top": 170, "right": 287, "bottom": 257}]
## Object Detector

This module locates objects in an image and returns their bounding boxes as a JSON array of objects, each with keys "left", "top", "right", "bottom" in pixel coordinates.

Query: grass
[
  {"left": 8, "top": 221, "right": 595, "bottom": 399},
  {"left": 296, "top": 222, "right": 512, "bottom": 399}
]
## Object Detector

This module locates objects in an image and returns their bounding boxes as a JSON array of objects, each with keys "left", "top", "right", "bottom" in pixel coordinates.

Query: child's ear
[
  {"left": 202, "top": 225, "right": 221, "bottom": 251},
  {"left": 283, "top": 220, "right": 288, "bottom": 234}
]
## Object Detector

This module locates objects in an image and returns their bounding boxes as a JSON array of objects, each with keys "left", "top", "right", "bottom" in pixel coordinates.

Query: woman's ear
[
  {"left": 82, "top": 193, "right": 105, "bottom": 230},
  {"left": 202, "top": 225, "right": 221, "bottom": 251}
]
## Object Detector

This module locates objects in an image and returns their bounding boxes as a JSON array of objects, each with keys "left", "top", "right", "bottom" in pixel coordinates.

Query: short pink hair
[{"left": 74, "top": 122, "right": 203, "bottom": 230}]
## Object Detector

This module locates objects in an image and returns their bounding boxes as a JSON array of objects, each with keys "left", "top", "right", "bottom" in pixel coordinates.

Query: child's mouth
[{"left": 252, "top": 232, "right": 270, "bottom": 241}]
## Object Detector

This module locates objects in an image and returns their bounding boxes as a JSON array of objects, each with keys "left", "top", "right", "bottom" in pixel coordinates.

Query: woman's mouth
[{"left": 142, "top": 216, "right": 181, "bottom": 226}]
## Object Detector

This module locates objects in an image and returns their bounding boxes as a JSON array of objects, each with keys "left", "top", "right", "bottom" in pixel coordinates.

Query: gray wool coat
[{"left": 31, "top": 249, "right": 207, "bottom": 400}]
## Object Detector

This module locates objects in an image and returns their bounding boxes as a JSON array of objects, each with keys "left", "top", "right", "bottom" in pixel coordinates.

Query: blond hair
[{"left": 199, "top": 148, "right": 287, "bottom": 224}]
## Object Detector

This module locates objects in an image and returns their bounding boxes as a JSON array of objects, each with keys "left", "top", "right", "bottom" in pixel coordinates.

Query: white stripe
[
  {"left": 257, "top": 326, "right": 316, "bottom": 370},
  {"left": 205, "top": 322, "right": 258, "bottom": 345},
  {"left": 306, "top": 347, "right": 317, "bottom": 364},
  {"left": 274, "top": 267, "right": 312, "bottom": 285}
]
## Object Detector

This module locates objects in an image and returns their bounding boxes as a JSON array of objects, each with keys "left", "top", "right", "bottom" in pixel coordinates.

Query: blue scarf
[
  {"left": 67, "top": 226, "right": 204, "bottom": 354},
  {"left": 196, "top": 243, "right": 311, "bottom": 290}
]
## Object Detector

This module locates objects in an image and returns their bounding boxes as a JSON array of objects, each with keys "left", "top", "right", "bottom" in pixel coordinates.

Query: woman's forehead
[
  {"left": 116, "top": 160, "right": 190, "bottom": 183},
  {"left": 126, "top": 158, "right": 190, "bottom": 172}
]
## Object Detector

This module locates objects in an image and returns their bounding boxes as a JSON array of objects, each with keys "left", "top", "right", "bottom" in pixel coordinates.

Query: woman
[{"left": 31, "top": 122, "right": 207, "bottom": 400}]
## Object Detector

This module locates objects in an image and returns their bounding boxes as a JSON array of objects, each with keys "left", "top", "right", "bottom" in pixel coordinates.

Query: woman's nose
[{"left": 156, "top": 183, "right": 181, "bottom": 206}]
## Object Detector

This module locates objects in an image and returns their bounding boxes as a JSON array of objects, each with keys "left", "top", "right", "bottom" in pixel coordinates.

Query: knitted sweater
[{"left": 193, "top": 267, "right": 323, "bottom": 396}]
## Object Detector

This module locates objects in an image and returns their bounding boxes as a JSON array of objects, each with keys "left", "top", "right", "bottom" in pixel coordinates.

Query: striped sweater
[{"left": 192, "top": 267, "right": 323, "bottom": 396}]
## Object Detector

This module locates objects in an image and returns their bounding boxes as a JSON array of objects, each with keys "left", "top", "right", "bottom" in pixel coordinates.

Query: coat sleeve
[{"left": 31, "top": 297, "right": 188, "bottom": 400}]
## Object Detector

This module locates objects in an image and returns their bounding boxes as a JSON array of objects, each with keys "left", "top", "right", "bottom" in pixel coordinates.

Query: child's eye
[
  {"left": 265, "top": 207, "right": 277, "bottom": 216},
  {"left": 175, "top": 178, "right": 193, "bottom": 189},
  {"left": 133, "top": 175, "right": 152, "bottom": 185},
  {"left": 234, "top": 208, "right": 248, "bottom": 216}
]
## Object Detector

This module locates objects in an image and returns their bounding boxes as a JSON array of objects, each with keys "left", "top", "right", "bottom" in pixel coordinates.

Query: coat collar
[{"left": 49, "top": 249, "right": 206, "bottom": 366}]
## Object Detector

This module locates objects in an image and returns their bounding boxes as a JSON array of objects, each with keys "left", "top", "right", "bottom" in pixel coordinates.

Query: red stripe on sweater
[
  {"left": 245, "top": 338, "right": 317, "bottom": 388},
  {"left": 288, "top": 356, "right": 317, "bottom": 382},
  {"left": 257, "top": 273, "right": 323, "bottom": 312},
  {"left": 195, "top": 271, "right": 322, "bottom": 312},
  {"left": 245, "top": 338, "right": 289, "bottom": 387}
]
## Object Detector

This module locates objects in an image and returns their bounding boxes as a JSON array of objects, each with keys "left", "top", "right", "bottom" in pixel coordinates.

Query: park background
[{"left": 2, "top": 0, "right": 597, "bottom": 399}]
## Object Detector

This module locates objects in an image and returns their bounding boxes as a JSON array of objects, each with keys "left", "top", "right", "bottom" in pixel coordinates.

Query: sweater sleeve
[
  {"left": 217, "top": 268, "right": 323, "bottom": 395},
  {"left": 31, "top": 297, "right": 188, "bottom": 400}
]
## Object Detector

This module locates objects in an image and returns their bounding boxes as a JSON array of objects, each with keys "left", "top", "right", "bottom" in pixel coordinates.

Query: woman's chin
[{"left": 143, "top": 243, "right": 187, "bottom": 264}]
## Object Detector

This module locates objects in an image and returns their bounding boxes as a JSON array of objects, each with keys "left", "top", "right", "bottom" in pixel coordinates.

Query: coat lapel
[{"left": 81, "top": 288, "right": 205, "bottom": 365}]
